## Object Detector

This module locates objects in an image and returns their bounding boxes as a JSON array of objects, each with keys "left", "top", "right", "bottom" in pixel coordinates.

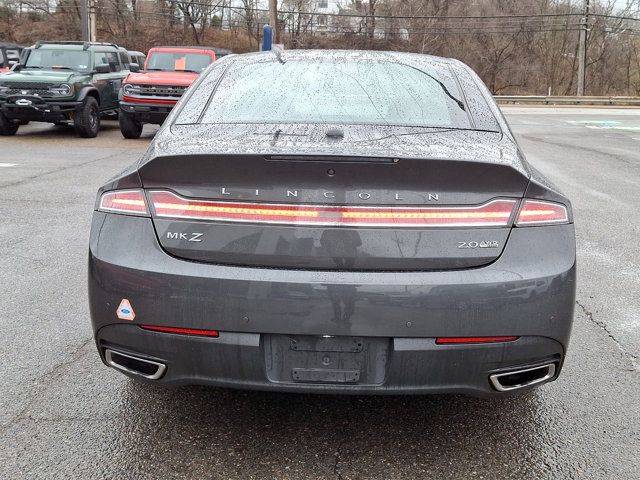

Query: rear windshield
[
  {"left": 25, "top": 49, "right": 91, "bottom": 72},
  {"left": 178, "top": 59, "right": 473, "bottom": 129},
  {"left": 147, "top": 52, "right": 212, "bottom": 73}
]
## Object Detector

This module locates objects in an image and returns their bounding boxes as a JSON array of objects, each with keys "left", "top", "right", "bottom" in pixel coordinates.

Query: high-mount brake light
[
  {"left": 436, "top": 336, "right": 519, "bottom": 345},
  {"left": 149, "top": 191, "right": 518, "bottom": 228},
  {"left": 99, "top": 190, "right": 148, "bottom": 215},
  {"left": 140, "top": 325, "right": 219, "bottom": 337},
  {"left": 516, "top": 199, "right": 569, "bottom": 226}
]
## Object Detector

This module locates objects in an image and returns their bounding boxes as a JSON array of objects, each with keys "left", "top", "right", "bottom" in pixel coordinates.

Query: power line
[{"left": 49, "top": 0, "right": 640, "bottom": 24}]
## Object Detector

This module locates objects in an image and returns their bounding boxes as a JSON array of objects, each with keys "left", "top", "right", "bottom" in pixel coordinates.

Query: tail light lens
[
  {"left": 98, "top": 189, "right": 148, "bottom": 216},
  {"left": 149, "top": 191, "right": 517, "bottom": 228},
  {"left": 516, "top": 199, "right": 569, "bottom": 226}
]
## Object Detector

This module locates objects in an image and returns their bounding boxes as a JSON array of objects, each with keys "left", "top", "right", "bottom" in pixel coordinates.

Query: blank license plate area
[{"left": 265, "top": 335, "right": 389, "bottom": 385}]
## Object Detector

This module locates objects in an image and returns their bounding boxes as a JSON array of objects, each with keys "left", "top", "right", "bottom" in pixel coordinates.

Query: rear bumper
[
  {"left": 120, "top": 100, "right": 175, "bottom": 124},
  {"left": 1, "top": 97, "right": 82, "bottom": 121},
  {"left": 98, "top": 326, "right": 563, "bottom": 396},
  {"left": 89, "top": 213, "right": 576, "bottom": 396}
]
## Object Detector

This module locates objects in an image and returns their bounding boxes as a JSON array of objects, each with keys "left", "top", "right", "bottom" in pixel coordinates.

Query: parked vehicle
[
  {"left": 89, "top": 50, "right": 576, "bottom": 397},
  {"left": 118, "top": 46, "right": 229, "bottom": 139},
  {"left": 0, "top": 43, "right": 22, "bottom": 73},
  {"left": 0, "top": 41, "right": 130, "bottom": 137},
  {"left": 127, "top": 50, "right": 146, "bottom": 69}
]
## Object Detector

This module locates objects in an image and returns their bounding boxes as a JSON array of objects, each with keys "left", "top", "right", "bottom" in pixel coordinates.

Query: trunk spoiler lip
[
  {"left": 137, "top": 152, "right": 530, "bottom": 178},
  {"left": 155, "top": 125, "right": 524, "bottom": 173}
]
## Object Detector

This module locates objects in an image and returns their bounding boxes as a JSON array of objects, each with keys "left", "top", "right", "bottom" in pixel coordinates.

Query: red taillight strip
[
  {"left": 516, "top": 199, "right": 568, "bottom": 226},
  {"left": 436, "top": 336, "right": 519, "bottom": 345},
  {"left": 140, "top": 325, "right": 219, "bottom": 337},
  {"left": 149, "top": 191, "right": 517, "bottom": 228},
  {"left": 99, "top": 189, "right": 148, "bottom": 215}
]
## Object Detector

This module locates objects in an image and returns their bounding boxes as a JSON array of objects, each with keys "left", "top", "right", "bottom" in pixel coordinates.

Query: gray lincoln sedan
[{"left": 89, "top": 50, "right": 576, "bottom": 396}]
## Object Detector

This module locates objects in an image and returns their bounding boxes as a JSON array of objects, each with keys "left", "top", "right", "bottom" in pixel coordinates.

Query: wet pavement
[{"left": 0, "top": 110, "right": 639, "bottom": 479}]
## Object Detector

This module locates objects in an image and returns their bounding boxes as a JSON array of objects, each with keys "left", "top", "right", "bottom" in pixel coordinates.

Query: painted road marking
[
  {"left": 566, "top": 120, "right": 640, "bottom": 131},
  {"left": 0, "top": 163, "right": 17, "bottom": 167}
]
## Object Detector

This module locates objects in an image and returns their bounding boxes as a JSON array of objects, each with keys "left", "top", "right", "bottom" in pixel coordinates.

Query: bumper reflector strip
[
  {"left": 122, "top": 95, "right": 178, "bottom": 105},
  {"left": 140, "top": 325, "right": 219, "bottom": 337},
  {"left": 149, "top": 191, "right": 517, "bottom": 227},
  {"left": 436, "top": 336, "right": 519, "bottom": 345}
]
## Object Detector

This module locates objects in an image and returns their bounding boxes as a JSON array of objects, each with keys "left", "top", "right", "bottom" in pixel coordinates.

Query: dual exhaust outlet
[
  {"left": 105, "top": 348, "right": 556, "bottom": 392},
  {"left": 105, "top": 349, "right": 166, "bottom": 380},
  {"left": 489, "top": 363, "right": 556, "bottom": 392}
]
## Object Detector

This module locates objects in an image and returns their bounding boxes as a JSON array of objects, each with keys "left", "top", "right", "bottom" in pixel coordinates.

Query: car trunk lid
[{"left": 139, "top": 130, "right": 529, "bottom": 271}]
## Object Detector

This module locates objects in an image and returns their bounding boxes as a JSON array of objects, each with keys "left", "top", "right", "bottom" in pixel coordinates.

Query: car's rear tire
[
  {"left": 119, "top": 111, "right": 143, "bottom": 139},
  {"left": 74, "top": 96, "right": 100, "bottom": 138},
  {"left": 0, "top": 111, "right": 19, "bottom": 136}
]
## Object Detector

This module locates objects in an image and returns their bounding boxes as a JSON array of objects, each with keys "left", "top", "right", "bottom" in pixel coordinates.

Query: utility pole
[
  {"left": 269, "top": 0, "right": 280, "bottom": 45},
  {"left": 89, "top": 0, "right": 97, "bottom": 42},
  {"left": 80, "top": 0, "right": 89, "bottom": 42},
  {"left": 577, "top": 0, "right": 590, "bottom": 96}
]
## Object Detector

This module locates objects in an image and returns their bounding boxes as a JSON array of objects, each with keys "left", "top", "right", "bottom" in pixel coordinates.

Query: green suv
[{"left": 0, "top": 41, "right": 130, "bottom": 137}]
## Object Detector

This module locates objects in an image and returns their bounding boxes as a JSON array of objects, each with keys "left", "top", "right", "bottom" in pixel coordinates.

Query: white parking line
[{"left": 0, "top": 163, "right": 18, "bottom": 167}]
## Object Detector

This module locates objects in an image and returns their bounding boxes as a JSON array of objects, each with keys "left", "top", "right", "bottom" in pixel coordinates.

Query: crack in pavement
[
  {"left": 576, "top": 300, "right": 639, "bottom": 371},
  {"left": 0, "top": 337, "right": 94, "bottom": 433},
  {"left": 0, "top": 150, "right": 129, "bottom": 191}
]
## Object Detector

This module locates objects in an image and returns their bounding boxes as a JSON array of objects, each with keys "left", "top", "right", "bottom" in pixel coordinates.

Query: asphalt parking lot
[{"left": 0, "top": 108, "right": 639, "bottom": 479}]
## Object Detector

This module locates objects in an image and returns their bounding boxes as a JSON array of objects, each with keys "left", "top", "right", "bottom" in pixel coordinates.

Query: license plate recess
[{"left": 264, "top": 335, "right": 389, "bottom": 385}]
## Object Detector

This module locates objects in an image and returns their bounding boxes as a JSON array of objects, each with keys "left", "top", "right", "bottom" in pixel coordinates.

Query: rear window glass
[
  {"left": 177, "top": 59, "right": 474, "bottom": 129},
  {"left": 6, "top": 49, "right": 20, "bottom": 62},
  {"left": 147, "top": 52, "right": 212, "bottom": 73}
]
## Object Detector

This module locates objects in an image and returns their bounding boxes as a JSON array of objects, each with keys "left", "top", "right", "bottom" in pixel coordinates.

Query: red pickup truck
[
  {"left": 119, "top": 46, "right": 231, "bottom": 138},
  {"left": 0, "top": 43, "right": 22, "bottom": 73}
]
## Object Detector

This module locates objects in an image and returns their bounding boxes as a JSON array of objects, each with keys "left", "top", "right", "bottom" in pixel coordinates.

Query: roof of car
[
  {"left": 128, "top": 51, "right": 145, "bottom": 56},
  {"left": 150, "top": 46, "right": 231, "bottom": 56},
  {"left": 32, "top": 41, "right": 120, "bottom": 51},
  {"left": 230, "top": 49, "right": 456, "bottom": 66},
  {"left": 153, "top": 46, "right": 219, "bottom": 50}
]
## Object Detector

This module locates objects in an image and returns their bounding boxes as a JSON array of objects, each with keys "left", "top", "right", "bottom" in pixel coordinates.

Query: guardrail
[{"left": 495, "top": 95, "right": 640, "bottom": 106}]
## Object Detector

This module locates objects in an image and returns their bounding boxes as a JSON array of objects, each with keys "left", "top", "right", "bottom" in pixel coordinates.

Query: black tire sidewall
[
  {"left": 0, "top": 110, "right": 19, "bottom": 136},
  {"left": 119, "top": 111, "right": 143, "bottom": 139},
  {"left": 75, "top": 97, "right": 100, "bottom": 138}
]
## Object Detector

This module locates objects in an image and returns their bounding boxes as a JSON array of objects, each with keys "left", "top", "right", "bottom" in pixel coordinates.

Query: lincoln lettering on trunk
[{"left": 216, "top": 187, "right": 440, "bottom": 202}]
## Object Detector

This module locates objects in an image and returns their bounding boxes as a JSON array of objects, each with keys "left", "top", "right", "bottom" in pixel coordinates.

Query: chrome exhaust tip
[
  {"left": 489, "top": 363, "right": 556, "bottom": 392},
  {"left": 104, "top": 349, "right": 166, "bottom": 380}
]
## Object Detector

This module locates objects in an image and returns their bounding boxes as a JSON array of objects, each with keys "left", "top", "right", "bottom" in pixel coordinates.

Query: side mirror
[
  {"left": 95, "top": 64, "right": 110, "bottom": 73},
  {"left": 129, "top": 63, "right": 140, "bottom": 73}
]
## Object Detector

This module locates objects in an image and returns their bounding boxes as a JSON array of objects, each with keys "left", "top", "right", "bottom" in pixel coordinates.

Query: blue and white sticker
[{"left": 116, "top": 299, "right": 136, "bottom": 321}]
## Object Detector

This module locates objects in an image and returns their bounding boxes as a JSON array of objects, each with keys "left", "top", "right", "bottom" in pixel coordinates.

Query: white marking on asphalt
[
  {"left": 0, "top": 163, "right": 18, "bottom": 167},
  {"left": 566, "top": 120, "right": 640, "bottom": 132}
]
